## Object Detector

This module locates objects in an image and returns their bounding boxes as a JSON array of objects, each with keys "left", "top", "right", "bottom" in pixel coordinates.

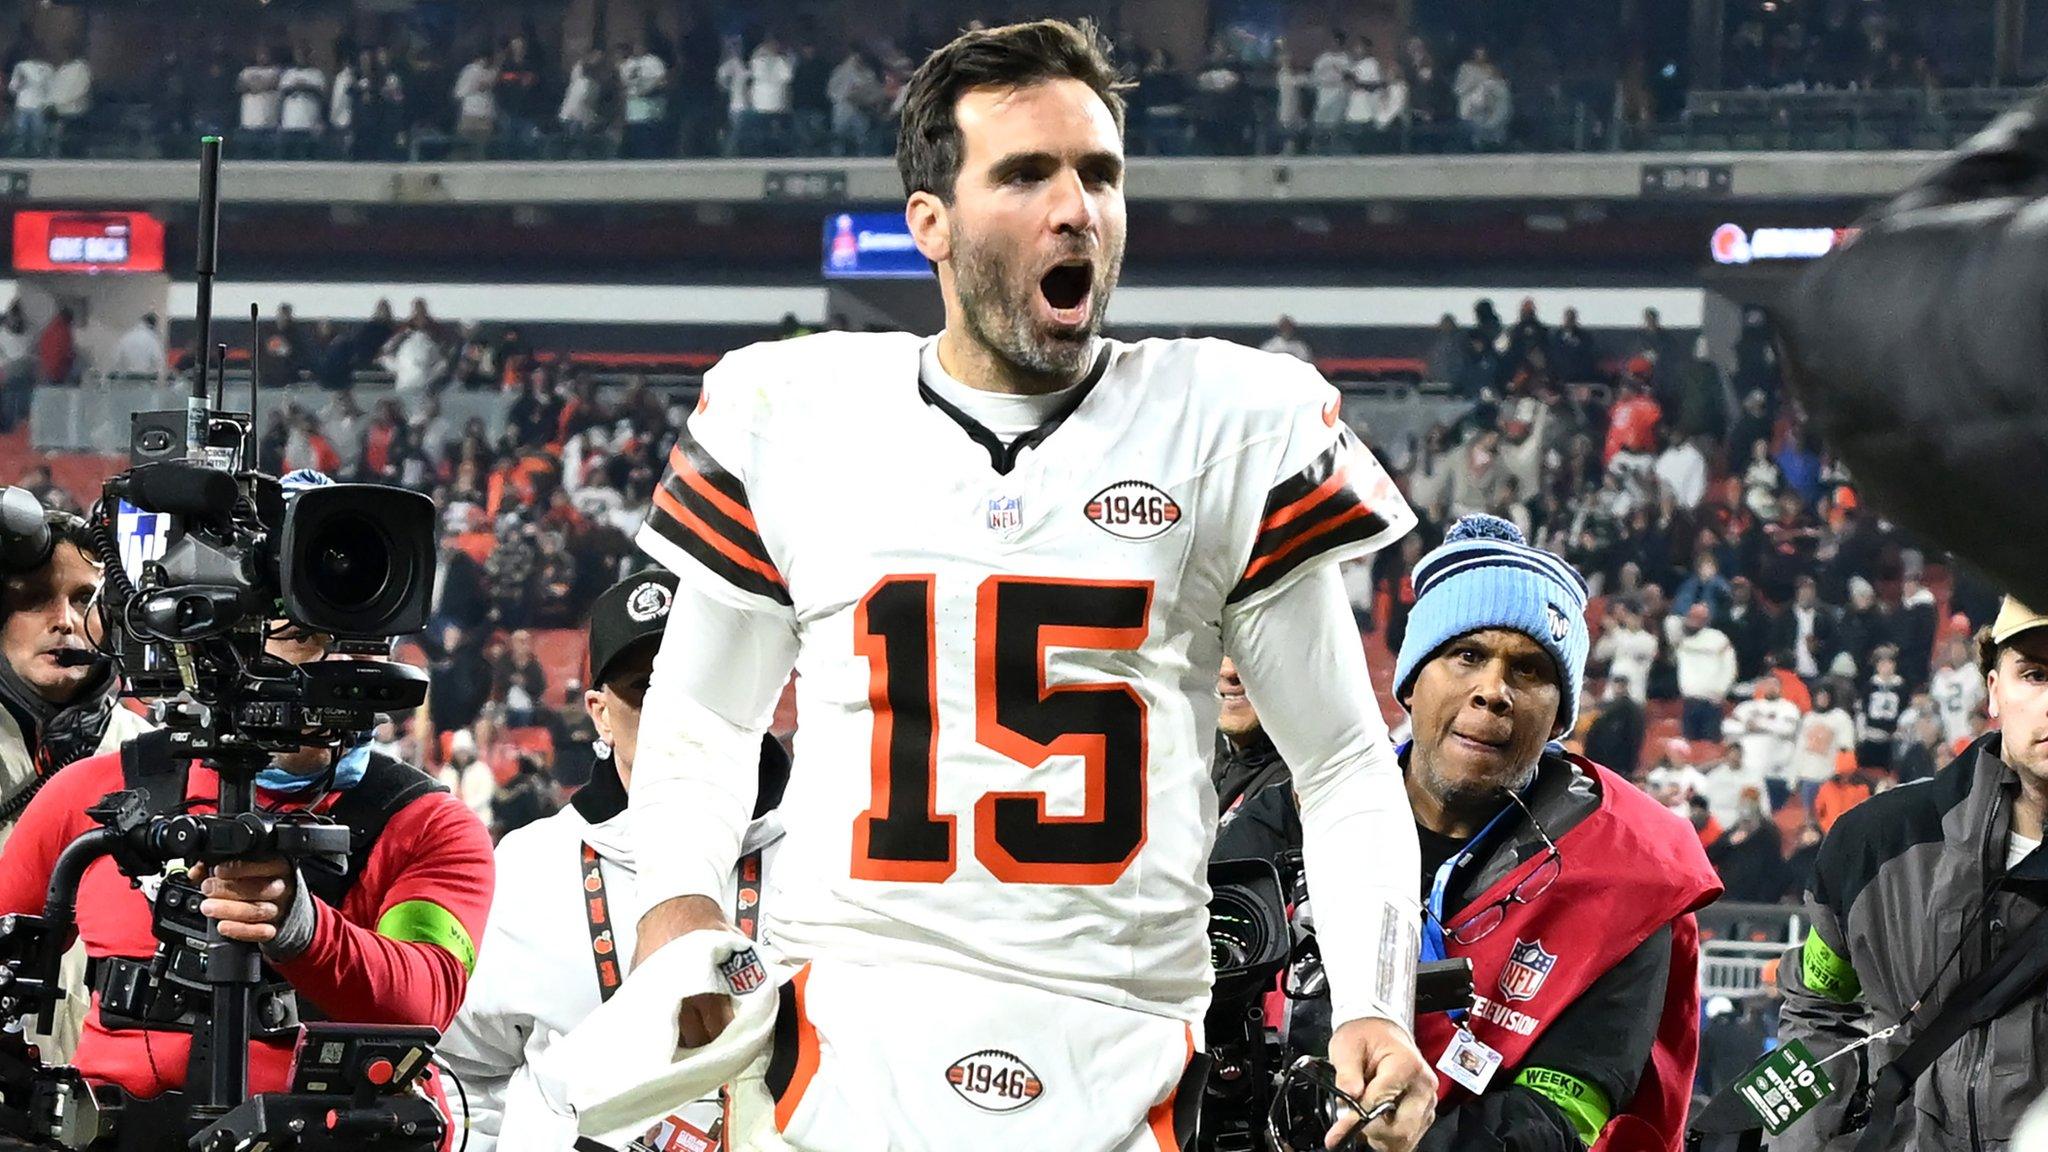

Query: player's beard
[{"left": 950, "top": 219, "right": 1123, "bottom": 387}]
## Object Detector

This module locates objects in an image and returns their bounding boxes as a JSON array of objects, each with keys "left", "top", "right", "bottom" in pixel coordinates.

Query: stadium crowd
[{"left": 0, "top": 0, "right": 1994, "bottom": 161}]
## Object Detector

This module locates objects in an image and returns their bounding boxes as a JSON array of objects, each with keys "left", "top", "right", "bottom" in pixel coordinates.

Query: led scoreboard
[{"left": 12, "top": 211, "right": 166, "bottom": 274}]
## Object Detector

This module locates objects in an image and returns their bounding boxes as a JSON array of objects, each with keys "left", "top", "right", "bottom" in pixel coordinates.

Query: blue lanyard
[{"left": 1419, "top": 799, "right": 1520, "bottom": 967}]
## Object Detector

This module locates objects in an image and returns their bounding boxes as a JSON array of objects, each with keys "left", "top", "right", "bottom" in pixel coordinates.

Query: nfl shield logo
[
  {"left": 718, "top": 947, "right": 768, "bottom": 995},
  {"left": 1498, "top": 938, "right": 1557, "bottom": 1003},
  {"left": 987, "top": 495, "right": 1024, "bottom": 536}
]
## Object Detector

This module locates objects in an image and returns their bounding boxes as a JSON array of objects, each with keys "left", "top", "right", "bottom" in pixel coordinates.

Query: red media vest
[{"left": 1414, "top": 755, "right": 1723, "bottom": 1152}]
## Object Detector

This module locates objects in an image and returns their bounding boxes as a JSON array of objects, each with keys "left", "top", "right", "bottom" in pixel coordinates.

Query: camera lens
[
  {"left": 306, "top": 512, "right": 389, "bottom": 611},
  {"left": 280, "top": 484, "right": 435, "bottom": 636}
]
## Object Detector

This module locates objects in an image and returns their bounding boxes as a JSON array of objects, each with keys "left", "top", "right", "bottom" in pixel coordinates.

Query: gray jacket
[{"left": 1777, "top": 734, "right": 2048, "bottom": 1151}]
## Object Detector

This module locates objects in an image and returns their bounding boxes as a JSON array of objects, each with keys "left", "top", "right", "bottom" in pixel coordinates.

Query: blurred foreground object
[{"left": 1777, "top": 89, "right": 2048, "bottom": 609}]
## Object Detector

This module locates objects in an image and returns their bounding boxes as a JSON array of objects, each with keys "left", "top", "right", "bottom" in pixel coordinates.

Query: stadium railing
[
  {"left": 1698, "top": 901, "right": 1808, "bottom": 1001},
  {"left": 1638, "top": 87, "right": 2031, "bottom": 152}
]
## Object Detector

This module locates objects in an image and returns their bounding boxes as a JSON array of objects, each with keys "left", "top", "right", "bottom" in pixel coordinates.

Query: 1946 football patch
[
  {"left": 945, "top": 1049, "right": 1043, "bottom": 1113},
  {"left": 1084, "top": 481, "right": 1180, "bottom": 541}
]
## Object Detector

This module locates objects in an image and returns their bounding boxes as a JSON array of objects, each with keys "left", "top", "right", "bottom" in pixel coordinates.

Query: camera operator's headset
[
  {"left": 0, "top": 486, "right": 56, "bottom": 576},
  {"left": 88, "top": 729, "right": 447, "bottom": 1037}
]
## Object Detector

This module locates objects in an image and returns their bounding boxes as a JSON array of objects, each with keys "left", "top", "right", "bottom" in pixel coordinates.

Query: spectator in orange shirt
[
  {"left": 282, "top": 410, "right": 341, "bottom": 476},
  {"left": 1603, "top": 374, "right": 1662, "bottom": 466},
  {"left": 1687, "top": 795, "right": 1723, "bottom": 849},
  {"left": 1810, "top": 760, "right": 1879, "bottom": 833}
]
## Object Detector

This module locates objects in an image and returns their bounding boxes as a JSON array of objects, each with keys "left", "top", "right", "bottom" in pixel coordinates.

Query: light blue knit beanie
[{"left": 1392, "top": 514, "right": 1591, "bottom": 728}]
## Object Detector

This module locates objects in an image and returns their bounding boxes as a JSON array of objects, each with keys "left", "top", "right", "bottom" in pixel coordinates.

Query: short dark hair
[
  {"left": 895, "top": 18, "right": 1129, "bottom": 201},
  {"left": 48, "top": 510, "right": 99, "bottom": 565},
  {"left": 1979, "top": 624, "right": 2002, "bottom": 680}
]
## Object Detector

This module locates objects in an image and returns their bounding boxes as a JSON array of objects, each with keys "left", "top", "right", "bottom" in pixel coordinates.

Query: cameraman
[
  {"left": 1390, "top": 516, "right": 1721, "bottom": 1151},
  {"left": 0, "top": 517, "right": 495, "bottom": 1109},
  {"left": 0, "top": 499, "right": 154, "bottom": 833},
  {"left": 0, "top": 492, "right": 157, "bottom": 1062},
  {"left": 440, "top": 569, "right": 791, "bottom": 1152}
]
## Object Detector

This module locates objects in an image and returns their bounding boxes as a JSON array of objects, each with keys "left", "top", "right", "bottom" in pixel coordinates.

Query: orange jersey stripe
[
  {"left": 773, "top": 966, "right": 821, "bottom": 1133},
  {"left": 1147, "top": 1025, "right": 1197, "bottom": 1151},
  {"left": 1241, "top": 501, "right": 1377, "bottom": 582},
  {"left": 651, "top": 486, "right": 787, "bottom": 589},
  {"left": 1260, "top": 465, "right": 1351, "bottom": 535},
  {"left": 668, "top": 444, "right": 762, "bottom": 535}
]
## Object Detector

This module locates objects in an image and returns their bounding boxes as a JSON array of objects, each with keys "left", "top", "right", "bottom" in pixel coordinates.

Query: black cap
[{"left": 586, "top": 568, "right": 679, "bottom": 690}]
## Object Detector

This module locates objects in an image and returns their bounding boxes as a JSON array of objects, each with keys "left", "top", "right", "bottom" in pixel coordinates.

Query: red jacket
[
  {"left": 0, "top": 750, "right": 494, "bottom": 1101},
  {"left": 1415, "top": 755, "right": 1722, "bottom": 1151},
  {"left": 38, "top": 314, "right": 73, "bottom": 383},
  {"left": 1603, "top": 396, "right": 1662, "bottom": 464}
]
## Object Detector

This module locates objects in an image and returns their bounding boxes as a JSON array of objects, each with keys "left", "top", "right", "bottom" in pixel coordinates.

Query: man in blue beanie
[{"left": 1393, "top": 514, "right": 1721, "bottom": 1152}]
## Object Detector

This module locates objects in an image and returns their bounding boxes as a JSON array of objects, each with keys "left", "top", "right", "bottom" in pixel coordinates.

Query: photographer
[
  {"left": 1391, "top": 516, "right": 1721, "bottom": 1151},
  {"left": 1211, "top": 656, "right": 1299, "bottom": 866},
  {"left": 1, "top": 492, "right": 156, "bottom": 1062},
  {"left": 0, "top": 535, "right": 494, "bottom": 1109},
  {"left": 439, "top": 569, "right": 789, "bottom": 1152}
]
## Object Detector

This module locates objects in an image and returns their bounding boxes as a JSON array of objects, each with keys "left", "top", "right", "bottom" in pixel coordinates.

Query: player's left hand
[
  {"left": 192, "top": 857, "right": 296, "bottom": 945},
  {"left": 1327, "top": 1017, "right": 1436, "bottom": 1151}
]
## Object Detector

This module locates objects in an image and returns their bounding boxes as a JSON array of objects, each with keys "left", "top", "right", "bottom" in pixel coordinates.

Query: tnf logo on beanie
[{"left": 1546, "top": 604, "right": 1569, "bottom": 642}]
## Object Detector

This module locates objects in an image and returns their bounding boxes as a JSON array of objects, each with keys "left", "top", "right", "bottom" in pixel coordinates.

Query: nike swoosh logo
[{"left": 1321, "top": 398, "right": 1341, "bottom": 427}]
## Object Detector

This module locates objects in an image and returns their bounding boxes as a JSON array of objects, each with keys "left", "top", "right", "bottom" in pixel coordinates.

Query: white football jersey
[{"left": 636, "top": 331, "right": 1413, "bottom": 1023}]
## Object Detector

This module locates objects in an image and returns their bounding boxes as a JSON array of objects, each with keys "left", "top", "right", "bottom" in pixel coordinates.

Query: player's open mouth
[{"left": 1038, "top": 261, "right": 1093, "bottom": 326}]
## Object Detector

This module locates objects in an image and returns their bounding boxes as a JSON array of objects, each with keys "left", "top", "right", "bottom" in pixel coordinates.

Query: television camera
[{"left": 0, "top": 138, "right": 443, "bottom": 1151}]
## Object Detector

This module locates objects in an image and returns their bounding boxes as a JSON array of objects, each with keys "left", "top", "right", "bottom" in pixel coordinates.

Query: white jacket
[
  {"left": 1790, "top": 707, "right": 1856, "bottom": 785},
  {"left": 0, "top": 701, "right": 157, "bottom": 851},
  {"left": 1725, "top": 697, "right": 1802, "bottom": 782},
  {"left": 1595, "top": 625, "right": 1659, "bottom": 702},
  {"left": 0, "top": 699, "right": 158, "bottom": 1064},
  {"left": 439, "top": 770, "right": 783, "bottom": 1152},
  {"left": 1671, "top": 624, "right": 1738, "bottom": 703}
]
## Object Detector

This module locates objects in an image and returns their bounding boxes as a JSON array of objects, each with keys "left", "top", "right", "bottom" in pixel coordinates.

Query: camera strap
[
  {"left": 302, "top": 757, "right": 444, "bottom": 908},
  {"left": 580, "top": 842, "right": 767, "bottom": 1004}
]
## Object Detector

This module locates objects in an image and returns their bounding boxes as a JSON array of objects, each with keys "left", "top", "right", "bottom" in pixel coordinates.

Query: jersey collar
[{"left": 914, "top": 343, "right": 1112, "bottom": 477}]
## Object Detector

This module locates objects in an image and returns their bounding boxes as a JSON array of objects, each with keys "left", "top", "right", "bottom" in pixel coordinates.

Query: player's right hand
[{"left": 634, "top": 894, "right": 740, "bottom": 1047}]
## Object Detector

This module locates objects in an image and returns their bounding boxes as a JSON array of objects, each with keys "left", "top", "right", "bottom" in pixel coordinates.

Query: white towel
[{"left": 535, "top": 929, "right": 785, "bottom": 1149}]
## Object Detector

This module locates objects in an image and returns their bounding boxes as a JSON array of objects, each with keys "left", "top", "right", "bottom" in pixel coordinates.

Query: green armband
[
  {"left": 377, "top": 899, "right": 478, "bottom": 974},
  {"left": 1799, "top": 930, "right": 1862, "bottom": 1003},
  {"left": 1513, "top": 1067, "right": 1612, "bottom": 1147}
]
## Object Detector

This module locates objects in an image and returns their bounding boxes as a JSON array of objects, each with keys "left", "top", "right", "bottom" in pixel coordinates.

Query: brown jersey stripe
[
  {"left": 667, "top": 442, "right": 763, "bottom": 534},
  {"left": 673, "top": 423, "right": 750, "bottom": 510},
  {"left": 658, "top": 465, "right": 774, "bottom": 570},
  {"left": 1257, "top": 440, "right": 1345, "bottom": 525},
  {"left": 1247, "top": 483, "right": 1367, "bottom": 567},
  {"left": 644, "top": 487, "right": 791, "bottom": 604},
  {"left": 1228, "top": 506, "right": 1395, "bottom": 604}
]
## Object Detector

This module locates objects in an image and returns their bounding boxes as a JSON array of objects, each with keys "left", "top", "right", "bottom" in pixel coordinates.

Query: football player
[{"left": 624, "top": 19, "right": 1432, "bottom": 1152}]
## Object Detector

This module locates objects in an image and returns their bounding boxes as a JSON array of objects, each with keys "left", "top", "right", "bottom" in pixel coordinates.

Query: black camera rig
[
  {"left": 1200, "top": 853, "right": 1472, "bottom": 1152},
  {"left": 0, "top": 137, "right": 443, "bottom": 1151}
]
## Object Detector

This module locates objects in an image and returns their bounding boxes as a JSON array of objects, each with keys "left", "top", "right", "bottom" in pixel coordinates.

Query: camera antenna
[
  {"left": 190, "top": 136, "right": 222, "bottom": 461},
  {"left": 247, "top": 303, "right": 260, "bottom": 466}
]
